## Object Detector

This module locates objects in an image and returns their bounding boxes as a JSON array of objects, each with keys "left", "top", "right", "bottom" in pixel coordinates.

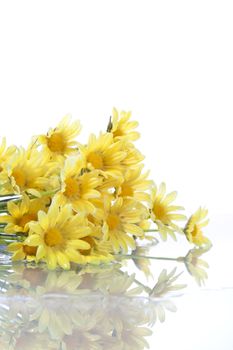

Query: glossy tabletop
[{"left": 0, "top": 214, "right": 232, "bottom": 350}]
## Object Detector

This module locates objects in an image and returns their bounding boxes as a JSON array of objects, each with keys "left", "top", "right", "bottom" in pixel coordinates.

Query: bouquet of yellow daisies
[{"left": 0, "top": 109, "right": 210, "bottom": 270}]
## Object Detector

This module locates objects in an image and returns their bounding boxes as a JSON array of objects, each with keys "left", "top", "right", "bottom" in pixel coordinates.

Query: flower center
[
  {"left": 107, "top": 214, "right": 120, "bottom": 230},
  {"left": 64, "top": 177, "right": 80, "bottom": 198},
  {"left": 12, "top": 169, "right": 26, "bottom": 188},
  {"left": 192, "top": 225, "right": 199, "bottom": 237},
  {"left": 87, "top": 152, "right": 104, "bottom": 169},
  {"left": 23, "top": 245, "right": 37, "bottom": 256},
  {"left": 87, "top": 214, "right": 95, "bottom": 224},
  {"left": 153, "top": 202, "right": 169, "bottom": 224},
  {"left": 121, "top": 184, "right": 134, "bottom": 197},
  {"left": 44, "top": 228, "right": 64, "bottom": 247},
  {"left": 18, "top": 214, "right": 37, "bottom": 229},
  {"left": 113, "top": 128, "right": 124, "bottom": 137},
  {"left": 47, "top": 133, "right": 65, "bottom": 153},
  {"left": 79, "top": 236, "right": 94, "bottom": 256}
]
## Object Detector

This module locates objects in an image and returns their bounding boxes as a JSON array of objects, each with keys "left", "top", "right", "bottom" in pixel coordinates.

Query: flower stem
[
  {"left": 115, "top": 253, "right": 182, "bottom": 262},
  {"left": 144, "top": 229, "right": 159, "bottom": 232},
  {"left": 117, "top": 269, "right": 151, "bottom": 294},
  {"left": 38, "top": 188, "right": 60, "bottom": 198},
  {"left": 133, "top": 277, "right": 152, "bottom": 294}
]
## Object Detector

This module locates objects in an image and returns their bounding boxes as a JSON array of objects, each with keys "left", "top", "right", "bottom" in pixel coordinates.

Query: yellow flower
[
  {"left": 184, "top": 207, "right": 210, "bottom": 246},
  {"left": 37, "top": 115, "right": 81, "bottom": 158},
  {"left": 150, "top": 183, "right": 186, "bottom": 240},
  {"left": 7, "top": 241, "right": 37, "bottom": 261},
  {"left": 56, "top": 156, "right": 103, "bottom": 214},
  {"left": 0, "top": 147, "right": 57, "bottom": 196},
  {"left": 102, "top": 197, "right": 147, "bottom": 253},
  {"left": 79, "top": 132, "right": 127, "bottom": 178},
  {"left": 107, "top": 108, "right": 140, "bottom": 141},
  {"left": 121, "top": 142, "right": 145, "bottom": 167},
  {"left": 25, "top": 198, "right": 92, "bottom": 270},
  {"left": 0, "top": 137, "right": 16, "bottom": 173},
  {"left": 116, "top": 164, "right": 153, "bottom": 202},
  {"left": 0, "top": 194, "right": 48, "bottom": 234}
]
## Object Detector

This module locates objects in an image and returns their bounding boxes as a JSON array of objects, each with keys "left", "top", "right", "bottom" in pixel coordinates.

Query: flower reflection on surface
[
  {"left": 0, "top": 262, "right": 190, "bottom": 350},
  {"left": 181, "top": 246, "right": 211, "bottom": 286}
]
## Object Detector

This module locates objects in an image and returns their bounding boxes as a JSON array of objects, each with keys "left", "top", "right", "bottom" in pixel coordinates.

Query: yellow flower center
[
  {"left": 191, "top": 224, "right": 199, "bottom": 237},
  {"left": 23, "top": 245, "right": 37, "bottom": 256},
  {"left": 87, "top": 152, "right": 104, "bottom": 169},
  {"left": 113, "top": 128, "right": 124, "bottom": 137},
  {"left": 18, "top": 214, "right": 37, "bottom": 229},
  {"left": 107, "top": 214, "right": 120, "bottom": 230},
  {"left": 121, "top": 184, "right": 134, "bottom": 197},
  {"left": 47, "top": 133, "right": 65, "bottom": 153},
  {"left": 87, "top": 214, "right": 95, "bottom": 224},
  {"left": 64, "top": 177, "right": 80, "bottom": 198},
  {"left": 79, "top": 236, "right": 94, "bottom": 256},
  {"left": 153, "top": 201, "right": 169, "bottom": 224},
  {"left": 44, "top": 228, "right": 64, "bottom": 247},
  {"left": 12, "top": 169, "right": 26, "bottom": 188}
]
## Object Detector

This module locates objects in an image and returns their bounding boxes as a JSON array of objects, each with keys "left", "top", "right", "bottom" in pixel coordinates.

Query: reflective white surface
[{"left": 0, "top": 215, "right": 232, "bottom": 349}]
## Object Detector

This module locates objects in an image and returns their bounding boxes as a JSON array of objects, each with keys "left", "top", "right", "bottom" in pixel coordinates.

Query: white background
[{"left": 0, "top": 0, "right": 232, "bottom": 217}]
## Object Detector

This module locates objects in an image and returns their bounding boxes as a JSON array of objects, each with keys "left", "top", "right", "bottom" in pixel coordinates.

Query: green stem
[
  {"left": 134, "top": 277, "right": 152, "bottom": 293},
  {"left": 115, "top": 253, "right": 182, "bottom": 262},
  {"left": 25, "top": 188, "right": 60, "bottom": 201},
  {"left": 117, "top": 269, "right": 151, "bottom": 294},
  {"left": 144, "top": 229, "right": 159, "bottom": 232},
  {"left": 37, "top": 188, "right": 60, "bottom": 198}
]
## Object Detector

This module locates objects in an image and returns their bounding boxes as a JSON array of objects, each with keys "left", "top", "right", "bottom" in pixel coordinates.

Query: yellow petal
[
  {"left": 7, "top": 201, "right": 20, "bottom": 218},
  {"left": 70, "top": 239, "right": 90, "bottom": 250},
  {"left": 12, "top": 249, "right": 25, "bottom": 260},
  {"left": 36, "top": 245, "right": 46, "bottom": 260},
  {"left": 46, "top": 249, "right": 57, "bottom": 269},
  {"left": 56, "top": 251, "right": 70, "bottom": 270},
  {"left": 7, "top": 242, "right": 22, "bottom": 252},
  {"left": 38, "top": 211, "right": 49, "bottom": 230},
  {"left": 25, "top": 234, "right": 41, "bottom": 246}
]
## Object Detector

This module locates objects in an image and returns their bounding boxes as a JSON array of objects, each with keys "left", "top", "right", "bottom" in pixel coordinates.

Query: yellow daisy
[
  {"left": 0, "top": 147, "right": 58, "bottom": 196},
  {"left": 121, "top": 142, "right": 145, "bottom": 168},
  {"left": 150, "top": 183, "right": 186, "bottom": 240},
  {"left": 24, "top": 198, "right": 93, "bottom": 270},
  {"left": 37, "top": 114, "right": 81, "bottom": 158},
  {"left": 0, "top": 194, "right": 49, "bottom": 234},
  {"left": 7, "top": 242, "right": 37, "bottom": 261},
  {"left": 79, "top": 132, "right": 127, "bottom": 178},
  {"left": 76, "top": 234, "right": 113, "bottom": 264},
  {"left": 0, "top": 137, "right": 16, "bottom": 173},
  {"left": 102, "top": 197, "right": 147, "bottom": 253},
  {"left": 116, "top": 164, "right": 153, "bottom": 202},
  {"left": 184, "top": 207, "right": 210, "bottom": 246},
  {"left": 107, "top": 108, "right": 140, "bottom": 141},
  {"left": 95, "top": 175, "right": 122, "bottom": 202},
  {"left": 56, "top": 156, "right": 103, "bottom": 214}
]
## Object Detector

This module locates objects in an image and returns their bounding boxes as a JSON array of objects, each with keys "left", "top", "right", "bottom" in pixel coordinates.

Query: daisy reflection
[{"left": 0, "top": 263, "right": 187, "bottom": 350}]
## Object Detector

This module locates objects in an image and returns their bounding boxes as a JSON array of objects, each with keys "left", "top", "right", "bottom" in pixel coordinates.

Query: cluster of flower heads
[{"left": 0, "top": 109, "right": 210, "bottom": 270}]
